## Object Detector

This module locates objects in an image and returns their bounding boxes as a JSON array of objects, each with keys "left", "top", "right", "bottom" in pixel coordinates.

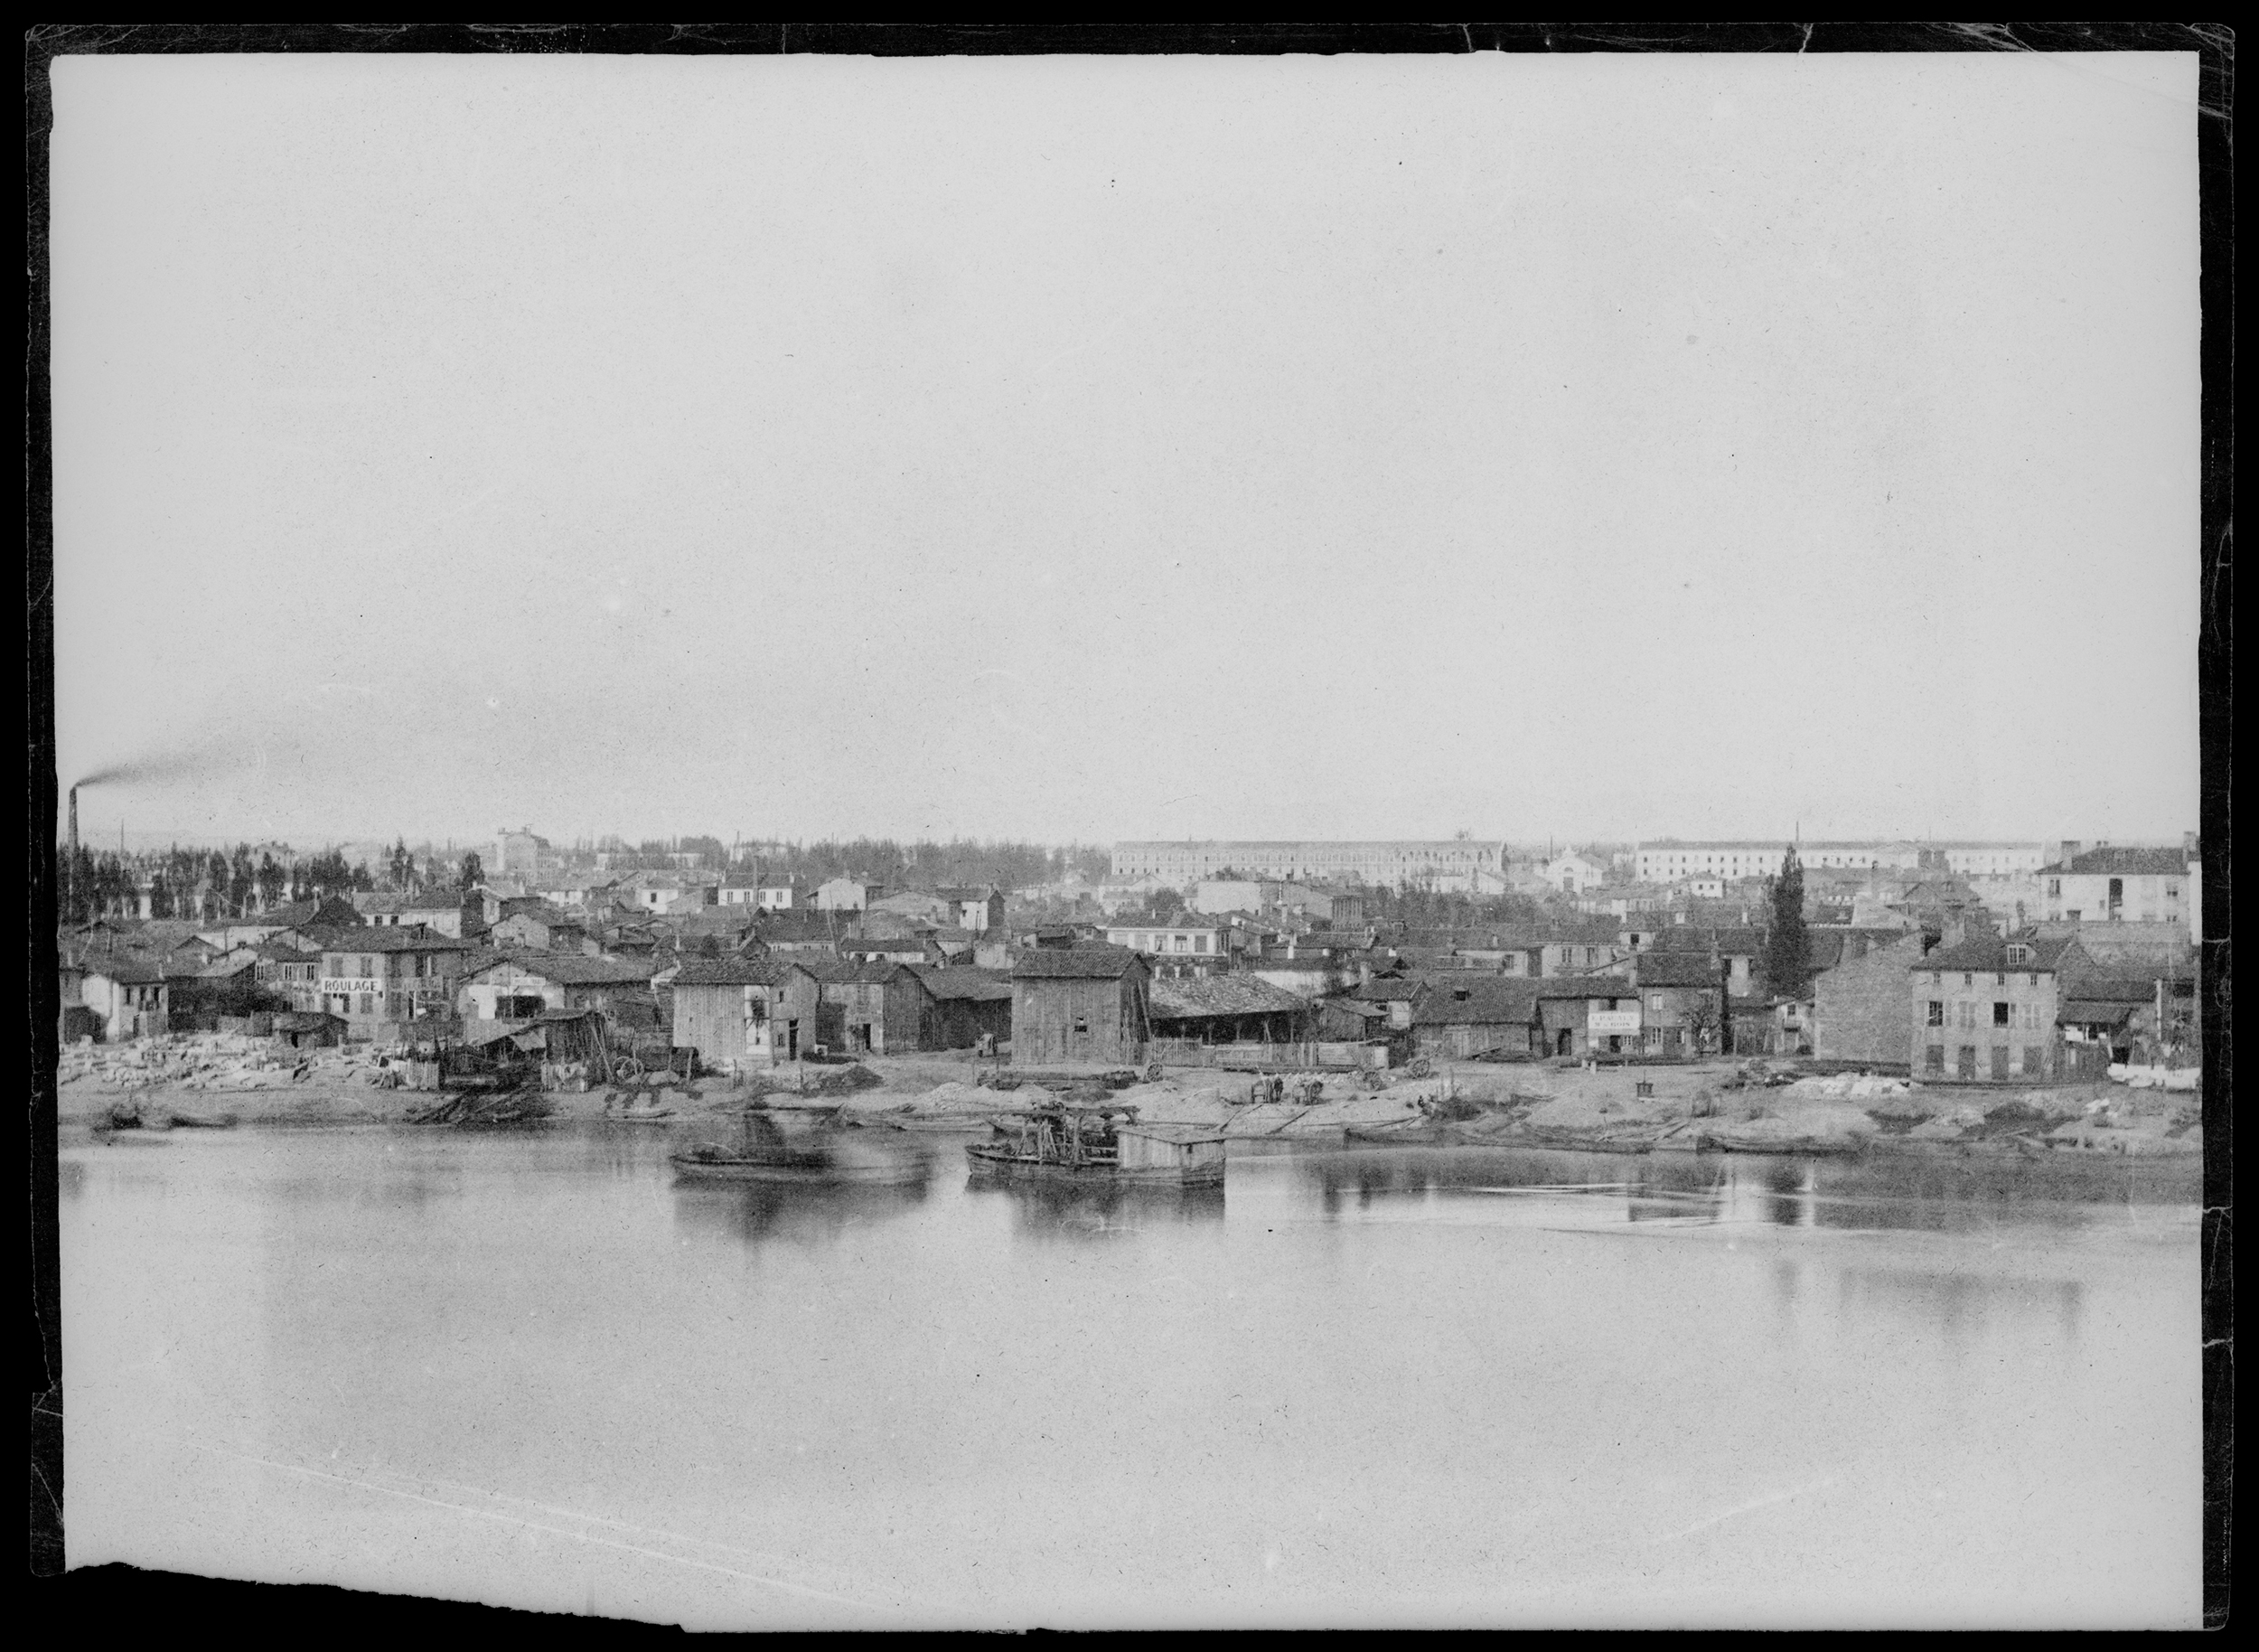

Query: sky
[{"left": 48, "top": 51, "right": 2202, "bottom": 851}]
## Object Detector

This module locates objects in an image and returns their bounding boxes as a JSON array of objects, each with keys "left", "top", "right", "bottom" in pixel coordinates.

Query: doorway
[
  {"left": 1555, "top": 1028, "right": 1573, "bottom": 1057},
  {"left": 785, "top": 1019, "right": 800, "bottom": 1060}
]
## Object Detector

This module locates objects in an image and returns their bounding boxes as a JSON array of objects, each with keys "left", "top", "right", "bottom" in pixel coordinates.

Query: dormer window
[{"left": 2005, "top": 944, "right": 2029, "bottom": 966}]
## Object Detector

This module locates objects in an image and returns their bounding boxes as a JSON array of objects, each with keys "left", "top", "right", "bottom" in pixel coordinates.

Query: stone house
[
  {"left": 1909, "top": 933, "right": 2076, "bottom": 1082},
  {"left": 1809, "top": 931, "right": 1931, "bottom": 1065}
]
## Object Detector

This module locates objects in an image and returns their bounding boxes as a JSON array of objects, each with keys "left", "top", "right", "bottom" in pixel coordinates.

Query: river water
[{"left": 60, "top": 1122, "right": 2200, "bottom": 1629}]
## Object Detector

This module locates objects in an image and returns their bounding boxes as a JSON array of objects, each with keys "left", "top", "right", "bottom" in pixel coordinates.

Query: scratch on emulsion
[{"left": 159, "top": 1431, "right": 884, "bottom": 1610}]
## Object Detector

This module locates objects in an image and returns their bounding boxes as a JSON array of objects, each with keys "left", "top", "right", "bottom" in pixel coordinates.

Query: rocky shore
[{"left": 56, "top": 1038, "right": 2198, "bottom": 1161}]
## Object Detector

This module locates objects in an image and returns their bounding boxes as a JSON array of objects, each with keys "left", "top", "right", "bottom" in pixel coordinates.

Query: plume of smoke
[{"left": 73, "top": 732, "right": 286, "bottom": 792}]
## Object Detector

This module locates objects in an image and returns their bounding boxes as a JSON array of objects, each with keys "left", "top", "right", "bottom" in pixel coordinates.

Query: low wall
[{"left": 1151, "top": 1039, "right": 1384, "bottom": 1071}]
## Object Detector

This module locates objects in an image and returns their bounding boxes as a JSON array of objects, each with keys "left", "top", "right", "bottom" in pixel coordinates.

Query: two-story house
[
  {"left": 2039, "top": 841, "right": 2197, "bottom": 938},
  {"left": 1908, "top": 933, "right": 2076, "bottom": 1082},
  {"left": 318, "top": 931, "right": 477, "bottom": 1037}
]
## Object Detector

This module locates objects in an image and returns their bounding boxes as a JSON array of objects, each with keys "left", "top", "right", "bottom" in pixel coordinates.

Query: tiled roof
[
  {"left": 1531, "top": 976, "right": 1639, "bottom": 1000},
  {"left": 318, "top": 930, "right": 475, "bottom": 953},
  {"left": 464, "top": 951, "right": 651, "bottom": 986},
  {"left": 1634, "top": 953, "right": 1726, "bottom": 988},
  {"left": 671, "top": 959, "right": 815, "bottom": 988},
  {"left": 80, "top": 959, "right": 165, "bottom": 984},
  {"left": 1011, "top": 946, "right": 1145, "bottom": 981},
  {"left": 912, "top": 967, "right": 1014, "bottom": 1002},
  {"left": 1343, "top": 977, "right": 1421, "bottom": 1002},
  {"left": 2042, "top": 846, "right": 2190, "bottom": 878},
  {"left": 802, "top": 959, "right": 914, "bottom": 984},
  {"left": 1411, "top": 978, "right": 1542, "bottom": 1026},
  {"left": 1914, "top": 934, "right": 2076, "bottom": 973},
  {"left": 1148, "top": 975, "right": 1310, "bottom": 1019}
]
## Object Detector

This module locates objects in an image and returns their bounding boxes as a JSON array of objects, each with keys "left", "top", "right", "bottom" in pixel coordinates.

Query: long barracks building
[
  {"left": 1111, "top": 840, "right": 1506, "bottom": 889},
  {"left": 1631, "top": 840, "right": 2051, "bottom": 883}
]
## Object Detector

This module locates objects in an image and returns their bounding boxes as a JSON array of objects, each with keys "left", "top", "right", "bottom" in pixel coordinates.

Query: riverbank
[{"left": 55, "top": 1041, "right": 2199, "bottom": 1160}]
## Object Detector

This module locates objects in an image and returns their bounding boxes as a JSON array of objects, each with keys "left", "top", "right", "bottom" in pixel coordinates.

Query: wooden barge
[{"left": 965, "top": 1102, "right": 1227, "bottom": 1187}]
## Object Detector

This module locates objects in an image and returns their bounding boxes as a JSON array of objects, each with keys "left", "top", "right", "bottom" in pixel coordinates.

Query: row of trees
[
  {"left": 1120, "top": 883, "right": 1551, "bottom": 930},
  {"left": 750, "top": 839, "right": 1112, "bottom": 893},
  {"left": 55, "top": 841, "right": 388, "bottom": 926}
]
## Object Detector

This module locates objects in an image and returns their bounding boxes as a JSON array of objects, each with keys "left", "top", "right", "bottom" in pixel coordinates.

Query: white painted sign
[
  {"left": 321, "top": 977, "right": 383, "bottom": 997},
  {"left": 1587, "top": 1009, "right": 1643, "bottom": 1035}
]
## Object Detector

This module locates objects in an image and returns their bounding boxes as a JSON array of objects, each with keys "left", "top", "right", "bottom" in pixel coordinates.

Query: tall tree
[
  {"left": 1764, "top": 846, "right": 1811, "bottom": 1001},
  {"left": 458, "top": 849, "right": 484, "bottom": 890},
  {"left": 257, "top": 852, "right": 285, "bottom": 910},
  {"left": 229, "top": 844, "right": 257, "bottom": 916}
]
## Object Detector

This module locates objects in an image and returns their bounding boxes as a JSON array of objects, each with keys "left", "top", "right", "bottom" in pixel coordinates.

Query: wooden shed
[
  {"left": 670, "top": 958, "right": 822, "bottom": 1067},
  {"left": 1009, "top": 945, "right": 1150, "bottom": 1067},
  {"left": 805, "top": 959, "right": 931, "bottom": 1056},
  {"left": 1114, "top": 1122, "right": 1228, "bottom": 1185},
  {"left": 914, "top": 967, "right": 1016, "bottom": 1050}
]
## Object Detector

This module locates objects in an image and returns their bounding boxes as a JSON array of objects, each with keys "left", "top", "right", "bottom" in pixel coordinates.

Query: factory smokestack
[{"left": 67, "top": 785, "right": 80, "bottom": 923}]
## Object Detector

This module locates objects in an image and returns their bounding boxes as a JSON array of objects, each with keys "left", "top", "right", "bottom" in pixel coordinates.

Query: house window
[
  {"left": 1926, "top": 1045, "right": 1945, "bottom": 1072},
  {"left": 1992, "top": 1002, "right": 2011, "bottom": 1027},
  {"left": 2029, "top": 973, "right": 2040, "bottom": 987},
  {"left": 357, "top": 993, "right": 372, "bottom": 1016},
  {"left": 2005, "top": 945, "right": 2029, "bottom": 965},
  {"left": 1926, "top": 1000, "right": 1944, "bottom": 1028},
  {"left": 1962, "top": 974, "right": 1973, "bottom": 987},
  {"left": 1073, "top": 1014, "right": 1089, "bottom": 1035}
]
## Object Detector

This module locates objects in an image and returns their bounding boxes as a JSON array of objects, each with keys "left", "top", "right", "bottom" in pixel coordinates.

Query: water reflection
[
  {"left": 1838, "top": 1265, "right": 2086, "bottom": 1347},
  {"left": 963, "top": 1176, "right": 1227, "bottom": 1241},
  {"left": 670, "top": 1175, "right": 934, "bottom": 1246},
  {"left": 1289, "top": 1143, "right": 2198, "bottom": 1236}
]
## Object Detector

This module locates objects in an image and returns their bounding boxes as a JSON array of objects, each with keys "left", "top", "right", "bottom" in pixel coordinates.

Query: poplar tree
[{"left": 1765, "top": 846, "right": 1812, "bottom": 1000}]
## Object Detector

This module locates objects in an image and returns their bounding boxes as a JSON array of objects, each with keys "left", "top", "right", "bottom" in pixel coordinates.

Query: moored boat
[
  {"left": 966, "top": 1102, "right": 1227, "bottom": 1187},
  {"left": 668, "top": 1102, "right": 911, "bottom": 1182}
]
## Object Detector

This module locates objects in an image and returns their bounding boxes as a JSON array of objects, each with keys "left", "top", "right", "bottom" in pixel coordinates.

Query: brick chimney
[{"left": 2057, "top": 840, "right": 2082, "bottom": 866}]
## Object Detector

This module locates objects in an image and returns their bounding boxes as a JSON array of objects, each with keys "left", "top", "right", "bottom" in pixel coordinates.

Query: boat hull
[{"left": 963, "top": 1143, "right": 1224, "bottom": 1187}]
